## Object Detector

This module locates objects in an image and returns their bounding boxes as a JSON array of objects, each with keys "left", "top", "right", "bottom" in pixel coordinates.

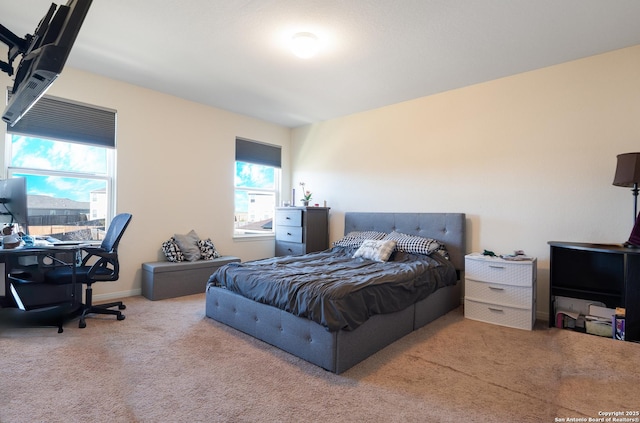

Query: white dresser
[{"left": 464, "top": 253, "right": 537, "bottom": 330}]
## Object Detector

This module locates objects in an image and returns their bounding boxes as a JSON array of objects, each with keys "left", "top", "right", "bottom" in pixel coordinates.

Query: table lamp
[
  {"left": 627, "top": 213, "right": 640, "bottom": 247},
  {"left": 613, "top": 152, "right": 640, "bottom": 247}
]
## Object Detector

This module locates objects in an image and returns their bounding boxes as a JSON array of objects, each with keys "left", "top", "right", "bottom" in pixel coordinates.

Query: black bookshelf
[{"left": 548, "top": 241, "right": 640, "bottom": 342}]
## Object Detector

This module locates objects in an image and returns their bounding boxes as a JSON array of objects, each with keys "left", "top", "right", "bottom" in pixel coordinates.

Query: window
[
  {"left": 5, "top": 94, "right": 116, "bottom": 241},
  {"left": 234, "top": 138, "right": 281, "bottom": 237}
]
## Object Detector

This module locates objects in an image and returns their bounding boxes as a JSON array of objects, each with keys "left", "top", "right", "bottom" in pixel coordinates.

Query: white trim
[{"left": 93, "top": 288, "right": 141, "bottom": 303}]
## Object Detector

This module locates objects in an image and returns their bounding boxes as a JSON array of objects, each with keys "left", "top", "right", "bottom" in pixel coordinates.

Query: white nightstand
[{"left": 464, "top": 253, "right": 537, "bottom": 330}]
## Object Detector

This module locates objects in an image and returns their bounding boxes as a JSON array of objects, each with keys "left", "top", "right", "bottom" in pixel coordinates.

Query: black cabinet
[
  {"left": 548, "top": 241, "right": 640, "bottom": 341},
  {"left": 275, "top": 207, "right": 329, "bottom": 256}
]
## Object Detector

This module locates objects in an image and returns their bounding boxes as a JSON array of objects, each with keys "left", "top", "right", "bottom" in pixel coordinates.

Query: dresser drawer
[
  {"left": 465, "top": 257, "right": 534, "bottom": 287},
  {"left": 276, "top": 241, "right": 305, "bottom": 256},
  {"left": 276, "top": 209, "right": 302, "bottom": 227},
  {"left": 274, "top": 207, "right": 329, "bottom": 257},
  {"left": 464, "top": 298, "right": 534, "bottom": 330},
  {"left": 275, "top": 226, "right": 303, "bottom": 243},
  {"left": 465, "top": 279, "right": 532, "bottom": 308}
]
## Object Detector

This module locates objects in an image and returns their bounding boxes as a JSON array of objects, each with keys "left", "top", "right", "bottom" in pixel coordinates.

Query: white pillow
[{"left": 353, "top": 239, "right": 397, "bottom": 262}]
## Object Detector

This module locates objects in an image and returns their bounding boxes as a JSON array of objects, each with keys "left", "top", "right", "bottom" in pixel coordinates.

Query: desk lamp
[{"left": 613, "top": 152, "right": 640, "bottom": 247}]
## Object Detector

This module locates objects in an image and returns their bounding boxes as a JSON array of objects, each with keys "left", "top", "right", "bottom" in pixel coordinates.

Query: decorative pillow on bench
[
  {"left": 161, "top": 237, "right": 184, "bottom": 262},
  {"left": 198, "top": 238, "right": 221, "bottom": 260},
  {"left": 161, "top": 230, "right": 221, "bottom": 262},
  {"left": 173, "top": 230, "right": 201, "bottom": 261}
]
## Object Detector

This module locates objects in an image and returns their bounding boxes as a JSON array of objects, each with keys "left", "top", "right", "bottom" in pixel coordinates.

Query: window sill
[{"left": 233, "top": 233, "right": 275, "bottom": 242}]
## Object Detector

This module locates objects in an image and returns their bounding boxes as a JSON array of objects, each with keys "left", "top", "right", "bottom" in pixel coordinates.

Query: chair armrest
[
  {"left": 80, "top": 247, "right": 116, "bottom": 265},
  {"left": 82, "top": 248, "right": 120, "bottom": 281}
]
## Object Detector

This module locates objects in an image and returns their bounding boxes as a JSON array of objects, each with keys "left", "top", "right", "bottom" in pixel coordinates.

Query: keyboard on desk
[{"left": 51, "top": 241, "right": 85, "bottom": 246}]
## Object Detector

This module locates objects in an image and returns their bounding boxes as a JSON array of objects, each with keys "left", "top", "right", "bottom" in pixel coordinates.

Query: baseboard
[
  {"left": 93, "top": 288, "right": 141, "bottom": 303},
  {"left": 536, "top": 310, "right": 549, "bottom": 324}
]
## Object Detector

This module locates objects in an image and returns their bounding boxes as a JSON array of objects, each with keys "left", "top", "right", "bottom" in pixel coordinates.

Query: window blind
[
  {"left": 6, "top": 93, "right": 116, "bottom": 148},
  {"left": 235, "top": 137, "right": 281, "bottom": 168}
]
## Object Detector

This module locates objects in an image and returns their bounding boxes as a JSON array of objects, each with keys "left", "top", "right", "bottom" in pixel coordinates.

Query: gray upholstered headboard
[{"left": 343, "top": 212, "right": 466, "bottom": 271}]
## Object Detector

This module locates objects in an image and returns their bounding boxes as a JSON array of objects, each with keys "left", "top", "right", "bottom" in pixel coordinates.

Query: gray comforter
[{"left": 207, "top": 246, "right": 457, "bottom": 331}]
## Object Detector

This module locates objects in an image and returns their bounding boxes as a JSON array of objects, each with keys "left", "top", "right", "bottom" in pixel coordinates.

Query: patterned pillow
[
  {"left": 162, "top": 237, "right": 184, "bottom": 262},
  {"left": 333, "top": 231, "right": 387, "bottom": 248},
  {"left": 198, "top": 238, "right": 221, "bottom": 260},
  {"left": 383, "top": 231, "right": 444, "bottom": 256},
  {"left": 353, "top": 239, "right": 397, "bottom": 262}
]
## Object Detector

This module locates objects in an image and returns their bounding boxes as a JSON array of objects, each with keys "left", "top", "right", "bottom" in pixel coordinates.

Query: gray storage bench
[{"left": 142, "top": 256, "right": 240, "bottom": 300}]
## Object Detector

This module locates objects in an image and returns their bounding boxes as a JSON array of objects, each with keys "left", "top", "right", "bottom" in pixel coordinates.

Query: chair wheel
[
  {"left": 117, "top": 314, "right": 125, "bottom": 321},
  {"left": 79, "top": 320, "right": 86, "bottom": 328},
  {"left": 119, "top": 304, "right": 126, "bottom": 310}
]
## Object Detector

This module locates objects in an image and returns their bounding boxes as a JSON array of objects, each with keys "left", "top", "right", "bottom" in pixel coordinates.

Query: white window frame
[
  {"left": 5, "top": 135, "right": 116, "bottom": 235},
  {"left": 233, "top": 160, "right": 280, "bottom": 238},
  {"left": 3, "top": 94, "right": 117, "bottom": 234},
  {"left": 233, "top": 138, "right": 282, "bottom": 239}
]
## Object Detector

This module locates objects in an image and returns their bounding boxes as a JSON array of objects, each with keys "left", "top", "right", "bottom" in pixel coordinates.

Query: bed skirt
[{"left": 205, "top": 282, "right": 461, "bottom": 373}]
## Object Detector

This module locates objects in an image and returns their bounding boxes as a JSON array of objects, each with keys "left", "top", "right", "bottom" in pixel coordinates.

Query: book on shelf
[
  {"left": 614, "top": 314, "right": 626, "bottom": 341},
  {"left": 555, "top": 309, "right": 581, "bottom": 329}
]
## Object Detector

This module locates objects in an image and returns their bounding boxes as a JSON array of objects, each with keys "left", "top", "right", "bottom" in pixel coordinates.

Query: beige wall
[
  {"left": 291, "top": 45, "right": 640, "bottom": 319},
  {"left": 1, "top": 68, "right": 291, "bottom": 300},
  {"left": 3, "top": 45, "right": 639, "bottom": 318}
]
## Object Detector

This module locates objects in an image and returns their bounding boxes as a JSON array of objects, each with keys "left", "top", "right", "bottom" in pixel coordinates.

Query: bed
[{"left": 205, "top": 212, "right": 465, "bottom": 373}]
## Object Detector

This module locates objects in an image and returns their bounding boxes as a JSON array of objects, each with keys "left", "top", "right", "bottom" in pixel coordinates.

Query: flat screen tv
[
  {"left": 1, "top": 0, "right": 92, "bottom": 126},
  {"left": 0, "top": 177, "right": 28, "bottom": 232}
]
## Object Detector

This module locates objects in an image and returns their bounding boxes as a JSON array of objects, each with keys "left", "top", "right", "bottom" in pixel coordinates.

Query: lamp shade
[{"left": 613, "top": 152, "right": 640, "bottom": 187}]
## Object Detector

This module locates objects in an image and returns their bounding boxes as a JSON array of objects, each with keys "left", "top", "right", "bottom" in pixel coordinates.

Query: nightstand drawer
[
  {"left": 465, "top": 279, "right": 532, "bottom": 308},
  {"left": 465, "top": 258, "right": 534, "bottom": 287},
  {"left": 276, "top": 209, "right": 302, "bottom": 227},
  {"left": 275, "top": 226, "right": 303, "bottom": 243},
  {"left": 464, "top": 298, "right": 533, "bottom": 330}
]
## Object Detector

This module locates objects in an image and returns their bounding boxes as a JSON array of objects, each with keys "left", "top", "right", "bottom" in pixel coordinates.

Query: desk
[{"left": 0, "top": 245, "right": 83, "bottom": 332}]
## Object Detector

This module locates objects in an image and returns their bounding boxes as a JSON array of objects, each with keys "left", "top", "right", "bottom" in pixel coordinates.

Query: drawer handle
[
  {"left": 287, "top": 232, "right": 292, "bottom": 236},
  {"left": 286, "top": 217, "right": 291, "bottom": 220},
  {"left": 488, "top": 286, "right": 504, "bottom": 291},
  {"left": 488, "top": 265, "right": 505, "bottom": 269},
  {"left": 488, "top": 307, "right": 504, "bottom": 313}
]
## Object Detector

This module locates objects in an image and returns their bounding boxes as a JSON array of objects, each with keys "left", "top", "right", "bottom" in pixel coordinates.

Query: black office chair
[{"left": 44, "top": 213, "right": 132, "bottom": 328}]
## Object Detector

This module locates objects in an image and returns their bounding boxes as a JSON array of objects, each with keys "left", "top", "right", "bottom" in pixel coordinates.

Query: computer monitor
[{"left": 0, "top": 177, "right": 28, "bottom": 232}]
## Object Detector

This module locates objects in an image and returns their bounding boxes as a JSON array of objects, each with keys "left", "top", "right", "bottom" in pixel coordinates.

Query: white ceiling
[{"left": 2, "top": 0, "right": 640, "bottom": 128}]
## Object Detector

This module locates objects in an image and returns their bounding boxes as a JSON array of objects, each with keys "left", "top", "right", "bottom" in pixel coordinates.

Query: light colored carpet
[{"left": 1, "top": 293, "right": 639, "bottom": 423}]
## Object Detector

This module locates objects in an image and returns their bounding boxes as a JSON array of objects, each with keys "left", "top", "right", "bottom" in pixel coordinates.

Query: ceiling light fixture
[{"left": 290, "top": 32, "right": 319, "bottom": 59}]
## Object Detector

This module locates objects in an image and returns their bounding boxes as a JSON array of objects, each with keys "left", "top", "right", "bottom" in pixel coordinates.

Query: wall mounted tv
[{"left": 0, "top": 0, "right": 92, "bottom": 126}]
